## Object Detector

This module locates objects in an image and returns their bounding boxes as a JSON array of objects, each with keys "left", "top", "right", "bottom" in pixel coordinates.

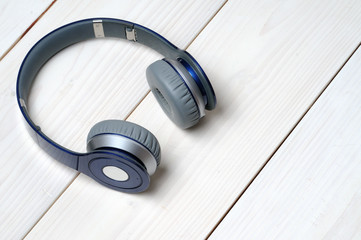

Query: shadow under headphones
[{"left": 16, "top": 18, "right": 217, "bottom": 193}]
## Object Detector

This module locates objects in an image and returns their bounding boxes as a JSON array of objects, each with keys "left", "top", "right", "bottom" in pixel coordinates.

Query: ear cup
[
  {"left": 87, "top": 120, "right": 161, "bottom": 166},
  {"left": 146, "top": 59, "right": 200, "bottom": 129}
]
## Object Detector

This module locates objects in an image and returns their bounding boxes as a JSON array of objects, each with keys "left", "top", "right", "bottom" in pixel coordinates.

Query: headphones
[{"left": 17, "top": 18, "right": 216, "bottom": 193}]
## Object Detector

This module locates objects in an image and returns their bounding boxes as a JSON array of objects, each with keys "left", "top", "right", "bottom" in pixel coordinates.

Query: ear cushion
[
  {"left": 146, "top": 59, "right": 200, "bottom": 129},
  {"left": 87, "top": 120, "right": 161, "bottom": 165}
]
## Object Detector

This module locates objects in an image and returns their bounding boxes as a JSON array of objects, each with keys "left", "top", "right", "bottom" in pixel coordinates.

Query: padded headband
[
  {"left": 18, "top": 18, "right": 181, "bottom": 101},
  {"left": 16, "top": 18, "right": 215, "bottom": 169}
]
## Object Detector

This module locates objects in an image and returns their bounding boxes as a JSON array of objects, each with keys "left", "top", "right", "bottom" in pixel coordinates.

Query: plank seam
[
  {"left": 0, "top": 0, "right": 57, "bottom": 62},
  {"left": 205, "top": 42, "right": 361, "bottom": 239},
  {"left": 22, "top": 172, "right": 80, "bottom": 239},
  {"left": 183, "top": 0, "right": 229, "bottom": 50},
  {"left": 22, "top": 0, "right": 229, "bottom": 238},
  {"left": 124, "top": 0, "right": 229, "bottom": 120}
]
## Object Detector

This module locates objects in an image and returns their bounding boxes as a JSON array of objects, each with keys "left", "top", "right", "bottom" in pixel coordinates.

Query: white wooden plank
[
  {"left": 25, "top": 0, "right": 361, "bottom": 239},
  {"left": 0, "top": 0, "right": 53, "bottom": 59},
  {"left": 210, "top": 47, "right": 361, "bottom": 240},
  {"left": 0, "top": 0, "right": 225, "bottom": 239}
]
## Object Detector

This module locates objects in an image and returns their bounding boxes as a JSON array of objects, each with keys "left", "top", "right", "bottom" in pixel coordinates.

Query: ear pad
[
  {"left": 146, "top": 59, "right": 200, "bottom": 129},
  {"left": 87, "top": 120, "right": 161, "bottom": 166}
]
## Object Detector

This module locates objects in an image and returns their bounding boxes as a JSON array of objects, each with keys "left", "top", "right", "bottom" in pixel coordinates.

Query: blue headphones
[{"left": 17, "top": 18, "right": 216, "bottom": 193}]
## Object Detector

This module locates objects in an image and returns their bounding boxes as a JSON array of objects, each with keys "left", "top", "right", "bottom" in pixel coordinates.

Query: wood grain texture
[
  {"left": 0, "top": 0, "right": 53, "bottom": 59},
  {"left": 0, "top": 0, "right": 225, "bottom": 239},
  {"left": 210, "top": 46, "right": 361, "bottom": 240},
  {"left": 25, "top": 0, "right": 361, "bottom": 239}
]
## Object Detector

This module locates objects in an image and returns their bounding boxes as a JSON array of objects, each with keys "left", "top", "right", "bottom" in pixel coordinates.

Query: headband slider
[
  {"left": 93, "top": 20, "right": 105, "bottom": 38},
  {"left": 126, "top": 27, "right": 137, "bottom": 42},
  {"left": 19, "top": 98, "right": 27, "bottom": 110}
]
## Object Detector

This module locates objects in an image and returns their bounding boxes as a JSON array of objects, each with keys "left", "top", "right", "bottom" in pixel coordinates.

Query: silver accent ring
[{"left": 87, "top": 134, "right": 157, "bottom": 175}]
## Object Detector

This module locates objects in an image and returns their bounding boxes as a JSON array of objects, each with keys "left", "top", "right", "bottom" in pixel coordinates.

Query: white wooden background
[{"left": 0, "top": 0, "right": 360, "bottom": 239}]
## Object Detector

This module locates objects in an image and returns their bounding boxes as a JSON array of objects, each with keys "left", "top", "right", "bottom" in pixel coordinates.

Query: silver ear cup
[
  {"left": 87, "top": 120, "right": 160, "bottom": 176},
  {"left": 87, "top": 134, "right": 157, "bottom": 175}
]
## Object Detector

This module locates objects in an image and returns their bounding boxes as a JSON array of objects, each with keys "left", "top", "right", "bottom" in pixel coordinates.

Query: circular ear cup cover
[
  {"left": 146, "top": 60, "right": 200, "bottom": 129},
  {"left": 87, "top": 120, "right": 161, "bottom": 165}
]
